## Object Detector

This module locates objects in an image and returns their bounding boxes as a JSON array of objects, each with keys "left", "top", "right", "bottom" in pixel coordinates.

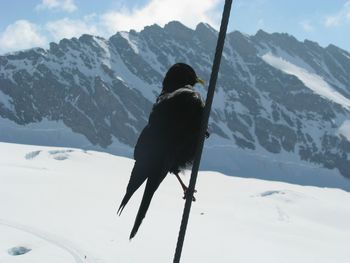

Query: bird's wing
[{"left": 118, "top": 124, "right": 165, "bottom": 215}]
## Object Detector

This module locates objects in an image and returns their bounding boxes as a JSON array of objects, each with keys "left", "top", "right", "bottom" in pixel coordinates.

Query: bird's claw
[{"left": 183, "top": 189, "right": 197, "bottom": 202}]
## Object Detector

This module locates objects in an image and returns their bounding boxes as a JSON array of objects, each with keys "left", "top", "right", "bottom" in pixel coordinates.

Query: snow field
[{"left": 0, "top": 142, "right": 350, "bottom": 262}]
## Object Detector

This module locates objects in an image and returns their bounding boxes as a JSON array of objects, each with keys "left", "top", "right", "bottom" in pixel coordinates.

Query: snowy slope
[
  {"left": 261, "top": 52, "right": 350, "bottom": 109},
  {"left": 1, "top": 142, "right": 350, "bottom": 263}
]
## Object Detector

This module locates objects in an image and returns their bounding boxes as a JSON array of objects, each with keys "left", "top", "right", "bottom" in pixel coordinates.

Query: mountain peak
[
  {"left": 195, "top": 22, "right": 217, "bottom": 34},
  {"left": 255, "top": 29, "right": 270, "bottom": 38},
  {"left": 164, "top": 21, "right": 192, "bottom": 33},
  {"left": 254, "top": 30, "right": 297, "bottom": 42},
  {"left": 326, "top": 43, "right": 346, "bottom": 53},
  {"left": 163, "top": 21, "right": 193, "bottom": 39},
  {"left": 164, "top": 20, "right": 187, "bottom": 30},
  {"left": 140, "top": 23, "right": 163, "bottom": 35}
]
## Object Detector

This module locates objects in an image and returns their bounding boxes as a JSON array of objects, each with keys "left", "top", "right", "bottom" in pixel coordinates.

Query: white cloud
[
  {"left": 45, "top": 17, "right": 98, "bottom": 41},
  {"left": 1, "top": 0, "right": 221, "bottom": 53},
  {"left": 324, "top": 15, "right": 341, "bottom": 27},
  {"left": 36, "top": 0, "right": 77, "bottom": 13},
  {"left": 300, "top": 20, "right": 314, "bottom": 32},
  {"left": 257, "top": 19, "right": 265, "bottom": 29},
  {"left": 100, "top": 0, "right": 221, "bottom": 35},
  {"left": 0, "top": 20, "right": 47, "bottom": 53},
  {"left": 34, "top": 0, "right": 221, "bottom": 47},
  {"left": 324, "top": 0, "right": 350, "bottom": 27}
]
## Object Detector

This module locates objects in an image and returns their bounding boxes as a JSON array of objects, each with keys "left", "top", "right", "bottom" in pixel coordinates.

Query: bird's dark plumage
[{"left": 118, "top": 63, "right": 205, "bottom": 239}]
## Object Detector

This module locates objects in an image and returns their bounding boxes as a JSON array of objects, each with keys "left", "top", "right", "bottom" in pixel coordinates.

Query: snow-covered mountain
[
  {"left": 1, "top": 142, "right": 350, "bottom": 263},
  {"left": 1, "top": 21, "right": 350, "bottom": 187}
]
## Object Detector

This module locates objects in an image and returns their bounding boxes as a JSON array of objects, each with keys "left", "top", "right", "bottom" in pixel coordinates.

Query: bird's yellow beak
[{"left": 196, "top": 77, "right": 205, "bottom": 86}]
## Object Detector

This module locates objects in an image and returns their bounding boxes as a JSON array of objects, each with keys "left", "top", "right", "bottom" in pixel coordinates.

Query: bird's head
[{"left": 162, "top": 63, "right": 205, "bottom": 93}]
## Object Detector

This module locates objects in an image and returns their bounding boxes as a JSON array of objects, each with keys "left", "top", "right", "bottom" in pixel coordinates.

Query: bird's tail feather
[
  {"left": 117, "top": 161, "right": 149, "bottom": 215},
  {"left": 129, "top": 171, "right": 167, "bottom": 239},
  {"left": 117, "top": 192, "right": 132, "bottom": 216}
]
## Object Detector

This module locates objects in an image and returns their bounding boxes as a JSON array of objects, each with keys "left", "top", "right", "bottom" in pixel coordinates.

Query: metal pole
[{"left": 173, "top": 1, "right": 233, "bottom": 262}]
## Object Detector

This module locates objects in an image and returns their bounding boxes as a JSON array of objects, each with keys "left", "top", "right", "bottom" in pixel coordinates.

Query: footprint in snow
[
  {"left": 259, "top": 190, "right": 285, "bottom": 197},
  {"left": 25, "top": 150, "right": 41, "bottom": 160},
  {"left": 48, "top": 150, "right": 74, "bottom": 155},
  {"left": 8, "top": 246, "right": 32, "bottom": 256},
  {"left": 49, "top": 149, "right": 74, "bottom": 161},
  {"left": 276, "top": 205, "right": 290, "bottom": 222}
]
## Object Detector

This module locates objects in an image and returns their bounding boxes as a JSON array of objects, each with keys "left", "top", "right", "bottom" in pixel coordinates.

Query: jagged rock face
[{"left": 0, "top": 21, "right": 350, "bottom": 179}]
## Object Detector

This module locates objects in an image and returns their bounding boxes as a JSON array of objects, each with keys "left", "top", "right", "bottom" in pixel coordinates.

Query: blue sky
[{"left": 0, "top": 0, "right": 349, "bottom": 54}]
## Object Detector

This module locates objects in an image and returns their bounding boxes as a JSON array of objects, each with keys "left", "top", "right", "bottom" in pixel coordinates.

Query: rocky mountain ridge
[{"left": 1, "top": 21, "right": 350, "bottom": 184}]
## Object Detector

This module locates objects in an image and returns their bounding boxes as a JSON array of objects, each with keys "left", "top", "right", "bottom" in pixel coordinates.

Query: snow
[
  {"left": 93, "top": 37, "right": 111, "bottom": 67},
  {"left": 0, "top": 220, "right": 90, "bottom": 263},
  {"left": 342, "top": 51, "right": 350, "bottom": 60},
  {"left": 1, "top": 115, "right": 349, "bottom": 191},
  {"left": 137, "top": 40, "right": 166, "bottom": 74},
  {"left": 201, "top": 23, "right": 218, "bottom": 35},
  {"left": 1, "top": 142, "right": 350, "bottom": 263},
  {"left": 107, "top": 44, "right": 158, "bottom": 102},
  {"left": 212, "top": 86, "right": 226, "bottom": 112},
  {"left": 202, "top": 135, "right": 350, "bottom": 191},
  {"left": 0, "top": 117, "right": 94, "bottom": 148},
  {"left": 0, "top": 117, "right": 132, "bottom": 157},
  {"left": 225, "top": 49, "right": 256, "bottom": 86},
  {"left": 0, "top": 89, "right": 14, "bottom": 111},
  {"left": 262, "top": 52, "right": 350, "bottom": 109},
  {"left": 338, "top": 120, "right": 350, "bottom": 141},
  {"left": 119, "top": 32, "right": 139, "bottom": 54},
  {"left": 6, "top": 58, "right": 37, "bottom": 76}
]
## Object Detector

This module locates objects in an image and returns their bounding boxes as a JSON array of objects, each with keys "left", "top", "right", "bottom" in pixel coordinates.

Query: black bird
[{"left": 118, "top": 63, "right": 206, "bottom": 239}]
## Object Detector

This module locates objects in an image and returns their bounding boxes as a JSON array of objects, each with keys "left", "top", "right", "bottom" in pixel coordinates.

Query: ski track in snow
[{"left": 0, "top": 219, "right": 95, "bottom": 263}]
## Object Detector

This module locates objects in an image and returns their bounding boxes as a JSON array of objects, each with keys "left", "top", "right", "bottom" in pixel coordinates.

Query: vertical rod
[{"left": 173, "top": 1, "right": 233, "bottom": 262}]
